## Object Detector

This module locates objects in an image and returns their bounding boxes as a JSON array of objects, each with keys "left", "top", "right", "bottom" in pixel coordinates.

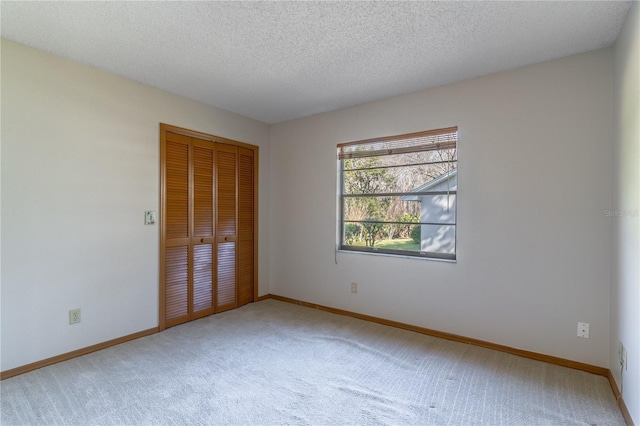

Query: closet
[{"left": 159, "top": 124, "right": 257, "bottom": 330}]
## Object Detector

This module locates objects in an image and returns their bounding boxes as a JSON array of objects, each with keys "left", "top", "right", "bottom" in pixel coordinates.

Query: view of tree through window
[{"left": 338, "top": 127, "right": 458, "bottom": 260}]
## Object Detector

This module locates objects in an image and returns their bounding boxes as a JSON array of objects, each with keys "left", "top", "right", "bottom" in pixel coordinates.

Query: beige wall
[
  {"left": 0, "top": 39, "right": 271, "bottom": 371},
  {"left": 270, "top": 48, "right": 614, "bottom": 367},
  {"left": 611, "top": 1, "right": 639, "bottom": 422}
]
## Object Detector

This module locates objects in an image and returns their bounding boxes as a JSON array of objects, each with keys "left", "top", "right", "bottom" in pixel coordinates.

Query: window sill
[{"left": 336, "top": 248, "right": 457, "bottom": 263}]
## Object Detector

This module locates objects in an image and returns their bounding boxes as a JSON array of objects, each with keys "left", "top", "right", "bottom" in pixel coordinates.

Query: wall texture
[
  {"left": 0, "top": 39, "right": 271, "bottom": 372},
  {"left": 611, "top": 2, "right": 639, "bottom": 422},
  {"left": 269, "top": 48, "right": 614, "bottom": 368}
]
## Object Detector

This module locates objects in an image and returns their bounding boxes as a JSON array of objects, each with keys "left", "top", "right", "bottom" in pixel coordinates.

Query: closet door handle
[
  {"left": 224, "top": 236, "right": 229, "bottom": 242},
  {"left": 200, "top": 238, "right": 205, "bottom": 243}
]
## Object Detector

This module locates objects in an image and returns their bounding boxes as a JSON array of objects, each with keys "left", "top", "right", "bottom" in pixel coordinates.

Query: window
[{"left": 338, "top": 127, "right": 458, "bottom": 260}]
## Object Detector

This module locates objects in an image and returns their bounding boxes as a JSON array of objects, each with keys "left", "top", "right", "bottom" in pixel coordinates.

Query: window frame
[{"left": 337, "top": 126, "right": 458, "bottom": 261}]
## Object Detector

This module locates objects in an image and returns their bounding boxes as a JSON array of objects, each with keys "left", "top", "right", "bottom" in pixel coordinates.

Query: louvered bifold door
[
  {"left": 215, "top": 144, "right": 238, "bottom": 312},
  {"left": 164, "top": 132, "right": 191, "bottom": 327},
  {"left": 238, "top": 147, "right": 255, "bottom": 307},
  {"left": 161, "top": 124, "right": 257, "bottom": 330},
  {"left": 192, "top": 139, "right": 215, "bottom": 319}
]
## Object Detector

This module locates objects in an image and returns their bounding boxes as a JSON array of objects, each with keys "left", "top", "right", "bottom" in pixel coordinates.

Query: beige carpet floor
[{"left": 1, "top": 299, "right": 625, "bottom": 425}]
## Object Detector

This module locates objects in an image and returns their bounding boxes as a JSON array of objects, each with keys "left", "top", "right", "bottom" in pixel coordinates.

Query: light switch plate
[{"left": 145, "top": 210, "right": 157, "bottom": 225}]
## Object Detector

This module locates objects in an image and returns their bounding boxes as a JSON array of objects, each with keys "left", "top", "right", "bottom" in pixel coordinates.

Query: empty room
[{"left": 1, "top": 1, "right": 638, "bottom": 425}]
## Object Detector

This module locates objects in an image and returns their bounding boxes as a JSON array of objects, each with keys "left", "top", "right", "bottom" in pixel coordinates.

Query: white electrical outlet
[
  {"left": 622, "top": 345, "right": 627, "bottom": 370},
  {"left": 577, "top": 322, "right": 589, "bottom": 338},
  {"left": 69, "top": 308, "right": 81, "bottom": 325},
  {"left": 351, "top": 282, "right": 358, "bottom": 294}
]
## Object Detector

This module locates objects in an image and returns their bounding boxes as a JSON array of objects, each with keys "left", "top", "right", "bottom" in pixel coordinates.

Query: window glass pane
[
  {"left": 343, "top": 196, "right": 421, "bottom": 225},
  {"left": 343, "top": 164, "right": 457, "bottom": 194},
  {"left": 343, "top": 150, "right": 457, "bottom": 171},
  {"left": 338, "top": 127, "right": 457, "bottom": 260},
  {"left": 343, "top": 151, "right": 456, "bottom": 194},
  {"left": 342, "top": 193, "right": 456, "bottom": 255},
  {"left": 342, "top": 222, "right": 456, "bottom": 255},
  {"left": 342, "top": 221, "right": 421, "bottom": 252}
]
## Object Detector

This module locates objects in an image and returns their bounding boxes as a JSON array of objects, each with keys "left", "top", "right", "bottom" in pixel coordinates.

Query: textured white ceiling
[{"left": 1, "top": 1, "right": 632, "bottom": 124}]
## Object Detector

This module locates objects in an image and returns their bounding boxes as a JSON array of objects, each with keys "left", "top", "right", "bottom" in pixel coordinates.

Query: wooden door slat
[
  {"left": 165, "top": 140, "right": 189, "bottom": 240},
  {"left": 216, "top": 147, "right": 237, "bottom": 236},
  {"left": 193, "top": 244, "right": 213, "bottom": 314},
  {"left": 216, "top": 241, "right": 236, "bottom": 310},
  {"left": 237, "top": 148, "right": 254, "bottom": 307},
  {"left": 193, "top": 145, "right": 214, "bottom": 237},
  {"left": 165, "top": 246, "right": 188, "bottom": 321}
]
